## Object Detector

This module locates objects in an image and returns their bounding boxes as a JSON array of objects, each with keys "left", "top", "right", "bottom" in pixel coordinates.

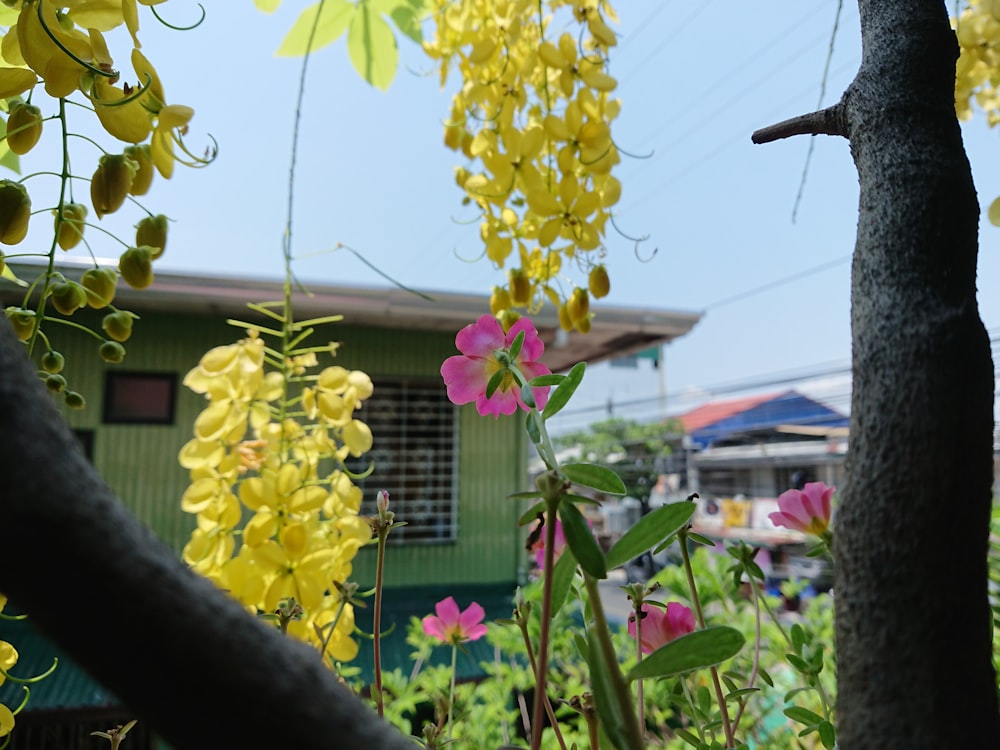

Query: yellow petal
[{"left": 0, "top": 67, "right": 34, "bottom": 98}]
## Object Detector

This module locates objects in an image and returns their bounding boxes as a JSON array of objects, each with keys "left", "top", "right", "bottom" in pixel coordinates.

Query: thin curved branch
[{"left": 751, "top": 101, "right": 847, "bottom": 144}]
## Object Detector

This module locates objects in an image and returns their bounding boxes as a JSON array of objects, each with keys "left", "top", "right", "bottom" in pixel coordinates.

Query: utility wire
[{"left": 701, "top": 255, "right": 850, "bottom": 311}]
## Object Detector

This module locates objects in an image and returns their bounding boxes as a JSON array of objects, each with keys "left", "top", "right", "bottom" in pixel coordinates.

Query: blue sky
[{"left": 52, "top": 1, "right": 1000, "bottom": 431}]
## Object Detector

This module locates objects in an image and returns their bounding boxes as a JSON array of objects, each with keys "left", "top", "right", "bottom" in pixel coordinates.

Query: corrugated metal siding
[{"left": 37, "top": 312, "right": 525, "bottom": 584}]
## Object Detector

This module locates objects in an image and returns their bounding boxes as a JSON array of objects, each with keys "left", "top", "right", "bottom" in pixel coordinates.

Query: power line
[{"left": 702, "top": 255, "right": 850, "bottom": 310}]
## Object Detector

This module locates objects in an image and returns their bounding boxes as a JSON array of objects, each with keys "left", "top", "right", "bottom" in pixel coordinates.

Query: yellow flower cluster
[
  {"left": 955, "top": 0, "right": 1000, "bottom": 124},
  {"left": 424, "top": 0, "right": 620, "bottom": 332},
  {"left": 0, "top": 596, "right": 17, "bottom": 739},
  {"left": 0, "top": 1, "right": 211, "bottom": 400},
  {"left": 954, "top": 1, "right": 1000, "bottom": 223},
  {"left": 179, "top": 328, "right": 374, "bottom": 665}
]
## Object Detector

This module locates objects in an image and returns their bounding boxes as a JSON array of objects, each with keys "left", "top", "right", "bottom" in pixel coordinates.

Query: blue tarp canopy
[{"left": 689, "top": 391, "right": 848, "bottom": 449}]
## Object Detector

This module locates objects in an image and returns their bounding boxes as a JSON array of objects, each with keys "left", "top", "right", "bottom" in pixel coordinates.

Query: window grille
[{"left": 348, "top": 378, "right": 458, "bottom": 543}]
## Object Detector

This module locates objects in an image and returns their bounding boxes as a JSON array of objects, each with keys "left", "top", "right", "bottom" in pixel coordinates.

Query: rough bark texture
[
  {"left": 0, "top": 322, "right": 413, "bottom": 750},
  {"left": 836, "top": 1, "right": 999, "bottom": 747}
]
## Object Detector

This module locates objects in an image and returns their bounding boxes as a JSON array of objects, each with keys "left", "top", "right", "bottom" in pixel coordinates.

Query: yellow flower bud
[
  {"left": 557, "top": 303, "right": 573, "bottom": 332},
  {"left": 49, "top": 279, "right": 88, "bottom": 316},
  {"left": 102, "top": 310, "right": 137, "bottom": 342},
  {"left": 509, "top": 268, "right": 531, "bottom": 306},
  {"left": 91, "top": 153, "right": 138, "bottom": 218},
  {"left": 99, "top": 340, "right": 126, "bottom": 363},
  {"left": 54, "top": 202, "right": 87, "bottom": 251},
  {"left": 64, "top": 390, "right": 86, "bottom": 409},
  {"left": 497, "top": 309, "right": 520, "bottom": 333},
  {"left": 0, "top": 179, "right": 31, "bottom": 245},
  {"left": 41, "top": 350, "right": 64, "bottom": 374},
  {"left": 4, "top": 306, "right": 35, "bottom": 340},
  {"left": 81, "top": 267, "right": 118, "bottom": 308},
  {"left": 490, "top": 285, "right": 512, "bottom": 315},
  {"left": 567, "top": 287, "right": 590, "bottom": 324},
  {"left": 575, "top": 315, "right": 592, "bottom": 334},
  {"left": 135, "top": 214, "right": 168, "bottom": 259},
  {"left": 588, "top": 264, "right": 610, "bottom": 298},
  {"left": 124, "top": 144, "right": 154, "bottom": 196},
  {"left": 119, "top": 246, "right": 154, "bottom": 289},
  {"left": 45, "top": 373, "right": 67, "bottom": 393},
  {"left": 6, "top": 101, "right": 42, "bottom": 155}
]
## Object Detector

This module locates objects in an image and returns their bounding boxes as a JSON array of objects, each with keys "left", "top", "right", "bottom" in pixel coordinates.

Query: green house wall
[{"left": 50, "top": 309, "right": 527, "bottom": 590}]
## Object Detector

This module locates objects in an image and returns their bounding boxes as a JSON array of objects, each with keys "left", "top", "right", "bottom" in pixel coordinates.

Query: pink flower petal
[
  {"left": 441, "top": 355, "right": 490, "bottom": 405},
  {"left": 458, "top": 601, "right": 485, "bottom": 632},
  {"left": 476, "top": 389, "right": 520, "bottom": 419},
  {"left": 422, "top": 615, "right": 446, "bottom": 641},
  {"left": 456, "top": 315, "right": 505, "bottom": 357},
  {"left": 463, "top": 623, "right": 488, "bottom": 642},
  {"left": 434, "top": 596, "right": 461, "bottom": 628},
  {"left": 506, "top": 317, "right": 545, "bottom": 361}
]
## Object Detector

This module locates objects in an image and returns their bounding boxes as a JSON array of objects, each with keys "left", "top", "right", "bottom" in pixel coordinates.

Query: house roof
[
  {"left": 679, "top": 390, "right": 849, "bottom": 449},
  {"left": 678, "top": 393, "right": 777, "bottom": 433},
  {"left": 4, "top": 262, "right": 702, "bottom": 373}
]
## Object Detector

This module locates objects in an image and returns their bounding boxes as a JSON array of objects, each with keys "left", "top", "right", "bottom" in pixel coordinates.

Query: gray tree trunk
[{"left": 838, "top": 1, "right": 999, "bottom": 747}]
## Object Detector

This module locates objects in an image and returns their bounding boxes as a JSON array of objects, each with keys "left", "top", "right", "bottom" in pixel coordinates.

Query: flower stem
[
  {"left": 448, "top": 644, "right": 457, "bottom": 742},
  {"left": 529, "top": 499, "right": 559, "bottom": 750},
  {"left": 516, "top": 609, "right": 568, "bottom": 750},
  {"left": 373, "top": 525, "right": 388, "bottom": 718},
  {"left": 678, "top": 530, "right": 735, "bottom": 748}
]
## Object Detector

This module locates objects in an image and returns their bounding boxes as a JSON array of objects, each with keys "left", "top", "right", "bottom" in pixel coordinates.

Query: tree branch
[
  {"left": 751, "top": 102, "right": 847, "bottom": 144},
  {"left": 0, "top": 320, "right": 413, "bottom": 750}
]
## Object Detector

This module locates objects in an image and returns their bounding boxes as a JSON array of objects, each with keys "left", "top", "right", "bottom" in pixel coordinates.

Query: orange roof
[{"left": 678, "top": 393, "right": 779, "bottom": 433}]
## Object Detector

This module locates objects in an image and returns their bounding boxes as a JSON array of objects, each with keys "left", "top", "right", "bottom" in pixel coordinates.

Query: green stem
[
  {"left": 529, "top": 498, "right": 559, "bottom": 750},
  {"left": 448, "top": 644, "right": 457, "bottom": 742},
  {"left": 582, "top": 573, "right": 644, "bottom": 750},
  {"left": 678, "top": 531, "right": 735, "bottom": 748},
  {"left": 516, "top": 611, "right": 568, "bottom": 750},
  {"left": 373, "top": 526, "right": 388, "bottom": 718}
]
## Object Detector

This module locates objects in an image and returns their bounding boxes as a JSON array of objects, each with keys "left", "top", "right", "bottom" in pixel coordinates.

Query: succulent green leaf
[
  {"left": 562, "top": 462, "right": 626, "bottom": 496},
  {"left": 587, "top": 628, "right": 644, "bottom": 750},
  {"left": 606, "top": 502, "right": 695, "bottom": 569},
  {"left": 542, "top": 361, "right": 585, "bottom": 420},
  {"left": 559, "top": 501, "right": 606, "bottom": 579},
  {"left": 485, "top": 368, "right": 505, "bottom": 399},
  {"left": 507, "top": 328, "right": 525, "bottom": 360},
  {"left": 347, "top": 2, "right": 399, "bottom": 90},
  {"left": 819, "top": 720, "right": 836, "bottom": 749},
  {"left": 276, "top": 0, "right": 354, "bottom": 56},
  {"left": 549, "top": 544, "right": 576, "bottom": 615},
  {"left": 627, "top": 626, "right": 745, "bottom": 681},
  {"left": 784, "top": 706, "right": 825, "bottom": 726},
  {"left": 520, "top": 382, "right": 536, "bottom": 408},
  {"left": 526, "top": 410, "right": 542, "bottom": 444},
  {"left": 529, "top": 373, "right": 565, "bottom": 386},
  {"left": 516, "top": 501, "right": 545, "bottom": 526}
]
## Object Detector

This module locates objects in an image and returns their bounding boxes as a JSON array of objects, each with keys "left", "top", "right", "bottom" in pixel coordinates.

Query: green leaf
[
  {"left": 382, "top": 0, "right": 426, "bottom": 44},
  {"left": 507, "top": 329, "right": 525, "bottom": 360},
  {"left": 686, "top": 531, "right": 717, "bottom": 547},
  {"left": 818, "top": 720, "right": 836, "bottom": 749},
  {"left": 606, "top": 502, "right": 696, "bottom": 569},
  {"left": 526, "top": 410, "right": 542, "bottom": 444},
  {"left": 784, "top": 706, "right": 824, "bottom": 726},
  {"left": 529, "top": 373, "right": 566, "bottom": 386},
  {"left": 542, "top": 361, "right": 585, "bottom": 420},
  {"left": 559, "top": 501, "right": 606, "bottom": 579},
  {"left": 520, "top": 382, "right": 536, "bottom": 409},
  {"left": 254, "top": 0, "right": 282, "bottom": 11},
  {"left": 549, "top": 545, "right": 576, "bottom": 615},
  {"left": 485, "top": 368, "right": 505, "bottom": 398},
  {"left": 562, "top": 462, "right": 626, "bottom": 496},
  {"left": 516, "top": 501, "right": 544, "bottom": 526},
  {"left": 628, "top": 626, "right": 745, "bottom": 681},
  {"left": 785, "top": 654, "right": 813, "bottom": 674},
  {"left": 724, "top": 687, "right": 760, "bottom": 701},
  {"left": 587, "top": 628, "right": 644, "bottom": 750},
  {"left": 347, "top": 2, "right": 399, "bottom": 91},
  {"left": 674, "top": 729, "right": 702, "bottom": 748},
  {"left": 276, "top": 0, "right": 354, "bottom": 56}
]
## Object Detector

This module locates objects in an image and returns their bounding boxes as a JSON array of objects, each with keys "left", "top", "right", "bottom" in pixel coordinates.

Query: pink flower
[
  {"left": 628, "top": 602, "right": 696, "bottom": 654},
  {"left": 531, "top": 518, "right": 567, "bottom": 569},
  {"left": 440, "top": 315, "right": 552, "bottom": 418},
  {"left": 422, "top": 596, "right": 488, "bottom": 645},
  {"left": 768, "top": 482, "right": 834, "bottom": 536}
]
